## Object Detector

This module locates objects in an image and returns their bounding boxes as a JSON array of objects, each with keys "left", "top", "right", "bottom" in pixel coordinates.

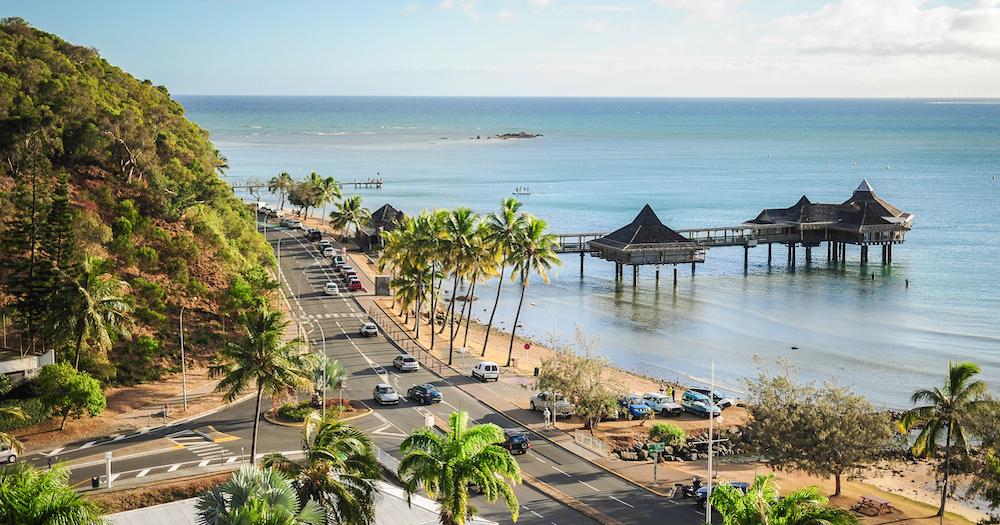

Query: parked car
[
  {"left": 343, "top": 269, "right": 358, "bottom": 281},
  {"left": 407, "top": 383, "right": 442, "bottom": 404},
  {"left": 0, "top": 444, "right": 16, "bottom": 464},
  {"left": 319, "top": 239, "right": 333, "bottom": 249},
  {"left": 498, "top": 430, "right": 531, "bottom": 455},
  {"left": 279, "top": 218, "right": 292, "bottom": 227},
  {"left": 331, "top": 254, "right": 345, "bottom": 266},
  {"left": 348, "top": 278, "right": 363, "bottom": 291},
  {"left": 324, "top": 282, "right": 339, "bottom": 295},
  {"left": 529, "top": 392, "right": 575, "bottom": 418},
  {"left": 359, "top": 322, "right": 378, "bottom": 337},
  {"left": 682, "top": 391, "right": 722, "bottom": 418},
  {"left": 641, "top": 392, "right": 684, "bottom": 416},
  {"left": 617, "top": 394, "right": 653, "bottom": 420},
  {"left": 471, "top": 361, "right": 500, "bottom": 382},
  {"left": 339, "top": 265, "right": 354, "bottom": 276},
  {"left": 322, "top": 247, "right": 336, "bottom": 257},
  {"left": 688, "top": 388, "right": 735, "bottom": 409},
  {"left": 288, "top": 220, "right": 303, "bottom": 229},
  {"left": 306, "top": 228, "right": 322, "bottom": 241},
  {"left": 393, "top": 354, "right": 419, "bottom": 372},
  {"left": 372, "top": 383, "right": 399, "bottom": 405},
  {"left": 696, "top": 481, "right": 749, "bottom": 506}
]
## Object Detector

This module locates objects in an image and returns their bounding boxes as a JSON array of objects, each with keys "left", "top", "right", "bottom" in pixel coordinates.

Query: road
[{"left": 24, "top": 223, "right": 706, "bottom": 525}]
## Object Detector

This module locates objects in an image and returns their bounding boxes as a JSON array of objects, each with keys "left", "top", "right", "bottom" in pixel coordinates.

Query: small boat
[{"left": 513, "top": 186, "right": 532, "bottom": 196}]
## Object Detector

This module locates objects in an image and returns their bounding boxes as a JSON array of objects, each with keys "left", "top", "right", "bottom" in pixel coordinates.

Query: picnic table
[{"left": 853, "top": 495, "right": 893, "bottom": 516}]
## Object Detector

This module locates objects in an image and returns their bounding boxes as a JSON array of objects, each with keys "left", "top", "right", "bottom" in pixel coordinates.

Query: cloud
[
  {"left": 436, "top": 0, "right": 482, "bottom": 20},
  {"left": 581, "top": 19, "right": 608, "bottom": 32},
  {"left": 652, "top": 0, "right": 744, "bottom": 19},
  {"left": 528, "top": 0, "right": 553, "bottom": 7},
  {"left": 436, "top": 0, "right": 454, "bottom": 10},
  {"left": 401, "top": 2, "right": 422, "bottom": 15},
  {"left": 497, "top": 9, "right": 519, "bottom": 22},
  {"left": 559, "top": 4, "right": 638, "bottom": 14},
  {"left": 772, "top": 0, "right": 1000, "bottom": 58}
]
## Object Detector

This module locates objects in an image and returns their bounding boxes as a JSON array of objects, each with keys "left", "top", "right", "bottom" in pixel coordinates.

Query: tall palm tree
[
  {"left": 482, "top": 198, "right": 523, "bottom": 356},
  {"left": 506, "top": 216, "right": 561, "bottom": 367},
  {"left": 329, "top": 195, "right": 371, "bottom": 241},
  {"left": 317, "top": 176, "right": 342, "bottom": 223},
  {"left": 210, "top": 306, "right": 312, "bottom": 464},
  {"left": 398, "top": 411, "right": 521, "bottom": 525},
  {"left": 440, "top": 208, "right": 479, "bottom": 365},
  {"left": 0, "top": 462, "right": 108, "bottom": 525},
  {"left": 269, "top": 172, "right": 295, "bottom": 211},
  {"left": 426, "top": 210, "right": 450, "bottom": 350},
  {"left": 459, "top": 222, "right": 497, "bottom": 349},
  {"left": 196, "top": 465, "right": 324, "bottom": 525},
  {"left": 710, "top": 474, "right": 858, "bottom": 525},
  {"left": 899, "top": 361, "right": 991, "bottom": 516},
  {"left": 0, "top": 406, "right": 26, "bottom": 456},
  {"left": 66, "top": 255, "right": 132, "bottom": 370},
  {"left": 262, "top": 412, "right": 380, "bottom": 525},
  {"left": 308, "top": 355, "right": 347, "bottom": 403}
]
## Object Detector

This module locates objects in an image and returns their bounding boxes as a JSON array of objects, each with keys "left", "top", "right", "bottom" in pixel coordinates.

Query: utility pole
[
  {"left": 707, "top": 360, "right": 715, "bottom": 524},
  {"left": 316, "top": 322, "right": 327, "bottom": 419},
  {"left": 179, "top": 305, "right": 188, "bottom": 412}
]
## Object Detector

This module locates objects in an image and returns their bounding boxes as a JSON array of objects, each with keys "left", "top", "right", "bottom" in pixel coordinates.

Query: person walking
[{"left": 542, "top": 407, "right": 551, "bottom": 430}]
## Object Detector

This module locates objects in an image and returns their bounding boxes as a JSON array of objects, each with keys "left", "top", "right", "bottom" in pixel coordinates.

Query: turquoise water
[{"left": 179, "top": 96, "right": 1000, "bottom": 407}]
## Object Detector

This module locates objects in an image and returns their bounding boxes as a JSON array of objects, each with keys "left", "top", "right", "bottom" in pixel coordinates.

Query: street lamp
[
  {"left": 315, "top": 322, "right": 328, "bottom": 418},
  {"left": 179, "top": 301, "right": 199, "bottom": 412},
  {"left": 527, "top": 302, "right": 557, "bottom": 348}
]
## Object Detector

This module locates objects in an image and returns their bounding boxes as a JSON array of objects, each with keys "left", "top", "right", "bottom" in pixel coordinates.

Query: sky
[{"left": 6, "top": 0, "right": 1000, "bottom": 97}]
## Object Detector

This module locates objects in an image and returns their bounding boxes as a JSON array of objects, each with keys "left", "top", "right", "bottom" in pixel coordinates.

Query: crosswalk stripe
[
  {"left": 136, "top": 468, "right": 150, "bottom": 478},
  {"left": 198, "top": 460, "right": 210, "bottom": 467},
  {"left": 168, "top": 464, "right": 180, "bottom": 472}
]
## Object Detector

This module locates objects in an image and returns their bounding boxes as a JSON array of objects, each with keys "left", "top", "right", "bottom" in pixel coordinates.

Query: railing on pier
[
  {"left": 554, "top": 224, "right": 800, "bottom": 252},
  {"left": 552, "top": 232, "right": 605, "bottom": 253}
]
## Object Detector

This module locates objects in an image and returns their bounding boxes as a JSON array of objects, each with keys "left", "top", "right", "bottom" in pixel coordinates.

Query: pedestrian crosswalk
[
  {"left": 305, "top": 312, "right": 366, "bottom": 320},
  {"left": 168, "top": 430, "right": 234, "bottom": 465}
]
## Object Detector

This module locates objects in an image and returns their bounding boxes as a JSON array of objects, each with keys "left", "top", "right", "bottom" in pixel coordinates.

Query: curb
[{"left": 263, "top": 406, "right": 373, "bottom": 428}]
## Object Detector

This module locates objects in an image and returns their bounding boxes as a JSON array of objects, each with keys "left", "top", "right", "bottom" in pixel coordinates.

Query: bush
[
  {"left": 276, "top": 400, "right": 315, "bottom": 422},
  {"left": 649, "top": 423, "right": 686, "bottom": 447},
  {"left": 135, "top": 246, "right": 159, "bottom": 268},
  {"left": 37, "top": 363, "right": 107, "bottom": 429},
  {"left": 0, "top": 374, "right": 11, "bottom": 397},
  {"left": 113, "top": 336, "right": 163, "bottom": 386},
  {"left": 0, "top": 398, "right": 51, "bottom": 432}
]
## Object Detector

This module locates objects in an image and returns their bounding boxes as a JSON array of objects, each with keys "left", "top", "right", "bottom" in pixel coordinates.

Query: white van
[
  {"left": 0, "top": 444, "right": 17, "bottom": 464},
  {"left": 471, "top": 361, "right": 500, "bottom": 382}
]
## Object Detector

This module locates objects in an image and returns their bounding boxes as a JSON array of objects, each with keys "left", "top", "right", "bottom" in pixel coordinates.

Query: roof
[
  {"left": 370, "top": 203, "right": 405, "bottom": 230},
  {"left": 591, "top": 205, "right": 690, "bottom": 249},
  {"left": 746, "top": 180, "right": 910, "bottom": 230}
]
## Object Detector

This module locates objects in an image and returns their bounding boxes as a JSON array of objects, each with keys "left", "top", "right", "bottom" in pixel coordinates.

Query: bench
[{"left": 852, "top": 495, "right": 893, "bottom": 516}]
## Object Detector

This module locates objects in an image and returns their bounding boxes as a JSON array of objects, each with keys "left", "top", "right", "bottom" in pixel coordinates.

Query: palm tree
[
  {"left": 0, "top": 406, "right": 26, "bottom": 456},
  {"left": 398, "top": 411, "right": 521, "bottom": 525},
  {"left": 710, "top": 474, "right": 858, "bottom": 525},
  {"left": 440, "top": 208, "right": 479, "bottom": 365},
  {"left": 426, "top": 210, "right": 450, "bottom": 350},
  {"left": 456, "top": 222, "right": 496, "bottom": 349},
  {"left": 482, "top": 198, "right": 523, "bottom": 356},
  {"left": 262, "top": 412, "right": 380, "bottom": 525},
  {"left": 211, "top": 306, "right": 312, "bottom": 464},
  {"left": 329, "top": 195, "right": 371, "bottom": 241},
  {"left": 899, "top": 361, "right": 991, "bottom": 516},
  {"left": 308, "top": 355, "right": 347, "bottom": 404},
  {"left": 269, "top": 172, "right": 295, "bottom": 211},
  {"left": 506, "top": 216, "right": 561, "bottom": 367},
  {"left": 0, "top": 462, "right": 108, "bottom": 525},
  {"left": 317, "top": 176, "right": 342, "bottom": 223},
  {"left": 196, "top": 464, "right": 324, "bottom": 525},
  {"left": 66, "top": 255, "right": 132, "bottom": 370}
]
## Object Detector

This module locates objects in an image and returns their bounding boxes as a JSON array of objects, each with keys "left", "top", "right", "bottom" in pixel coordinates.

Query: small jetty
[
  {"left": 555, "top": 180, "right": 914, "bottom": 286},
  {"left": 344, "top": 178, "right": 383, "bottom": 189}
]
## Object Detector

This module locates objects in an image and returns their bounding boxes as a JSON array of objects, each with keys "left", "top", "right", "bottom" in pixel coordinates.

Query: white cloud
[
  {"left": 528, "top": 0, "right": 553, "bottom": 7},
  {"left": 772, "top": 0, "right": 1000, "bottom": 58},
  {"left": 497, "top": 9, "right": 519, "bottom": 22},
  {"left": 436, "top": 0, "right": 453, "bottom": 10},
  {"left": 581, "top": 19, "right": 608, "bottom": 32},
  {"left": 652, "top": 0, "right": 744, "bottom": 19},
  {"left": 401, "top": 2, "right": 423, "bottom": 15},
  {"left": 559, "top": 4, "right": 638, "bottom": 14}
]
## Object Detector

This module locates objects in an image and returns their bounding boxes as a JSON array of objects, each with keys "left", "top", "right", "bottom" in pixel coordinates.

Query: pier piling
[
  {"left": 673, "top": 267, "right": 678, "bottom": 288},
  {"left": 768, "top": 243, "right": 772, "bottom": 266},
  {"left": 632, "top": 265, "right": 638, "bottom": 288},
  {"left": 580, "top": 252, "right": 585, "bottom": 276},
  {"left": 743, "top": 246, "right": 749, "bottom": 273}
]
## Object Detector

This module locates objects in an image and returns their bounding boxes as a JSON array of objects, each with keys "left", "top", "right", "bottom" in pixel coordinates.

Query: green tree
[
  {"left": 537, "top": 328, "right": 618, "bottom": 432},
  {"left": 329, "top": 195, "right": 370, "bottom": 241},
  {"left": 899, "top": 361, "right": 992, "bottom": 516},
  {"left": 269, "top": 172, "right": 295, "bottom": 211},
  {"left": 262, "top": 412, "right": 379, "bottom": 525},
  {"left": 709, "top": 474, "right": 859, "bottom": 525},
  {"left": 439, "top": 208, "right": 479, "bottom": 364},
  {"left": 195, "top": 465, "right": 325, "bottom": 525},
  {"left": 211, "top": 306, "right": 312, "bottom": 464},
  {"left": 64, "top": 255, "right": 133, "bottom": 370},
  {"left": 481, "top": 198, "right": 523, "bottom": 356},
  {"left": 314, "top": 174, "right": 341, "bottom": 222},
  {"left": 398, "top": 411, "right": 521, "bottom": 525},
  {"left": 0, "top": 406, "right": 26, "bottom": 455},
  {"left": 506, "top": 216, "right": 561, "bottom": 367},
  {"left": 307, "top": 355, "right": 347, "bottom": 401},
  {"left": 968, "top": 404, "right": 1000, "bottom": 518},
  {"left": 0, "top": 462, "right": 107, "bottom": 525},
  {"left": 649, "top": 423, "right": 686, "bottom": 447},
  {"left": 36, "top": 362, "right": 107, "bottom": 431}
]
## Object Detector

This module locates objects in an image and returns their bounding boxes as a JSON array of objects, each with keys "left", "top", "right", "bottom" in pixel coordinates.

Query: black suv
[
  {"left": 498, "top": 430, "right": 530, "bottom": 455},
  {"left": 306, "top": 228, "right": 322, "bottom": 241},
  {"left": 406, "top": 384, "right": 442, "bottom": 405}
]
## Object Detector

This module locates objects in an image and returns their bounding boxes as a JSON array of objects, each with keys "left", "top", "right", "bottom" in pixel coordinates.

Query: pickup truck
[
  {"left": 642, "top": 392, "right": 684, "bottom": 416},
  {"left": 530, "top": 392, "right": 575, "bottom": 418}
]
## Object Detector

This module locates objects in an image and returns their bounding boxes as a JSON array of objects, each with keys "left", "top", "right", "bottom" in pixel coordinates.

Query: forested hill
[{"left": 0, "top": 18, "right": 272, "bottom": 384}]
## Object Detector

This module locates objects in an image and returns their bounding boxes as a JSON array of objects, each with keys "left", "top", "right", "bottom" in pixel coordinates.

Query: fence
[
  {"left": 369, "top": 304, "right": 448, "bottom": 376},
  {"left": 573, "top": 430, "right": 609, "bottom": 456},
  {"left": 375, "top": 445, "right": 400, "bottom": 473}
]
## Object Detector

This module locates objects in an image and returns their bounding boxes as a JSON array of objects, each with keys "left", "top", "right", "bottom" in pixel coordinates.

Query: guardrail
[
  {"left": 375, "top": 445, "right": 400, "bottom": 473},
  {"left": 369, "top": 304, "right": 447, "bottom": 376},
  {"left": 573, "top": 430, "right": 609, "bottom": 456}
]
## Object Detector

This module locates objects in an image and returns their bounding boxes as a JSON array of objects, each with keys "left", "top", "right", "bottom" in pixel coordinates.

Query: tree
[
  {"left": 64, "top": 255, "right": 132, "bottom": 370},
  {"left": 709, "top": 474, "right": 859, "bottom": 525},
  {"left": 744, "top": 362, "right": 893, "bottom": 496},
  {"left": 968, "top": 403, "right": 1000, "bottom": 519},
  {"left": 37, "top": 362, "right": 107, "bottom": 431},
  {"left": 899, "top": 361, "right": 991, "bottom": 516},
  {"left": 196, "top": 465, "right": 325, "bottom": 525},
  {"left": 649, "top": 423, "right": 686, "bottom": 447},
  {"left": 398, "top": 411, "right": 521, "bottom": 525},
  {"left": 269, "top": 172, "right": 295, "bottom": 211},
  {"left": 262, "top": 412, "right": 380, "bottom": 525},
  {"left": 0, "top": 406, "right": 26, "bottom": 455},
  {"left": 506, "top": 216, "right": 561, "bottom": 367},
  {"left": 440, "top": 208, "right": 479, "bottom": 365},
  {"left": 329, "top": 195, "right": 370, "bottom": 241},
  {"left": 481, "top": 198, "right": 523, "bottom": 356},
  {"left": 211, "top": 306, "right": 312, "bottom": 464},
  {"left": 307, "top": 355, "right": 347, "bottom": 401},
  {"left": 0, "top": 462, "right": 108, "bottom": 525},
  {"left": 312, "top": 173, "right": 341, "bottom": 222},
  {"left": 537, "top": 328, "right": 618, "bottom": 432}
]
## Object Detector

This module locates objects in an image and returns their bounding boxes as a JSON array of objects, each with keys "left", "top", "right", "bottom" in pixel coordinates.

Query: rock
[
  {"left": 664, "top": 446, "right": 674, "bottom": 455},
  {"left": 638, "top": 449, "right": 649, "bottom": 461}
]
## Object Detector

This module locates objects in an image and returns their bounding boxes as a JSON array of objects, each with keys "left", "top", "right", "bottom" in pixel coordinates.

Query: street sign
[
  {"left": 647, "top": 442, "right": 665, "bottom": 453},
  {"left": 524, "top": 343, "right": 531, "bottom": 350}
]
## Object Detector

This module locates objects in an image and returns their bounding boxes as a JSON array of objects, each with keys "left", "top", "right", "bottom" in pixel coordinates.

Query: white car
[
  {"left": 319, "top": 240, "right": 333, "bottom": 249},
  {"left": 322, "top": 247, "right": 336, "bottom": 257},
  {"left": 0, "top": 444, "right": 16, "bottom": 464},
  {"left": 288, "top": 220, "right": 303, "bottom": 229},
  {"left": 359, "top": 322, "right": 378, "bottom": 337},
  {"left": 471, "top": 361, "right": 500, "bottom": 382},
  {"left": 373, "top": 384, "right": 399, "bottom": 405},
  {"left": 324, "top": 282, "right": 339, "bottom": 295},
  {"left": 642, "top": 392, "right": 684, "bottom": 416},
  {"left": 393, "top": 354, "right": 419, "bottom": 372},
  {"left": 530, "top": 392, "right": 575, "bottom": 418}
]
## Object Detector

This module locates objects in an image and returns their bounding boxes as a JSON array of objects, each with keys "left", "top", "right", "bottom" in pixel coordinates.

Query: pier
[
  {"left": 231, "top": 178, "right": 383, "bottom": 193},
  {"left": 554, "top": 180, "right": 913, "bottom": 287}
]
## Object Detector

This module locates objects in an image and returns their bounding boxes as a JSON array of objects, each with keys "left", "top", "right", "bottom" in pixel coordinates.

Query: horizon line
[{"left": 173, "top": 94, "right": 1000, "bottom": 100}]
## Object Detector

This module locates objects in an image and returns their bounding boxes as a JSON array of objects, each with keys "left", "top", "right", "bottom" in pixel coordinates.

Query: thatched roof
[
  {"left": 370, "top": 203, "right": 405, "bottom": 230},
  {"left": 747, "top": 180, "right": 911, "bottom": 230},
  {"left": 591, "top": 205, "right": 690, "bottom": 249}
]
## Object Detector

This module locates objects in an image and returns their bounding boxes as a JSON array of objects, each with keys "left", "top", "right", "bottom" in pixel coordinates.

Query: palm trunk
[
  {"left": 461, "top": 274, "right": 477, "bottom": 347},
  {"left": 279, "top": 192, "right": 285, "bottom": 210},
  {"left": 73, "top": 319, "right": 86, "bottom": 370},
  {"left": 482, "top": 264, "right": 505, "bottom": 357},
  {"left": 251, "top": 386, "right": 264, "bottom": 464},
  {"left": 446, "top": 272, "right": 460, "bottom": 365},
  {"left": 506, "top": 270, "right": 528, "bottom": 367},
  {"left": 429, "top": 264, "right": 437, "bottom": 350},
  {"left": 938, "top": 424, "right": 952, "bottom": 516}
]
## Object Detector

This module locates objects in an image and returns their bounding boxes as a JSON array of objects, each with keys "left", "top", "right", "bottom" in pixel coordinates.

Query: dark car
[
  {"left": 406, "top": 384, "right": 442, "bottom": 405},
  {"left": 306, "top": 228, "right": 322, "bottom": 241},
  {"left": 688, "top": 388, "right": 735, "bottom": 409},
  {"left": 498, "top": 430, "right": 531, "bottom": 455}
]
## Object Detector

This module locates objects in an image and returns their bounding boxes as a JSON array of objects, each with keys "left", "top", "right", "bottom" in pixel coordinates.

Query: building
[
  {"left": 0, "top": 347, "right": 54, "bottom": 385},
  {"left": 357, "top": 203, "right": 405, "bottom": 252}
]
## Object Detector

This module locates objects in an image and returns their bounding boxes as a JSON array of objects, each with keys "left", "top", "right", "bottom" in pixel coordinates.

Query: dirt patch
[{"left": 88, "top": 472, "right": 232, "bottom": 514}]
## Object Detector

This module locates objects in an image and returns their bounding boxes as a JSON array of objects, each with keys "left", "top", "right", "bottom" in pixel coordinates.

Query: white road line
[
  {"left": 579, "top": 480, "right": 599, "bottom": 491},
  {"left": 530, "top": 510, "right": 543, "bottom": 519},
  {"left": 45, "top": 447, "right": 65, "bottom": 457},
  {"left": 527, "top": 452, "right": 547, "bottom": 464},
  {"left": 168, "top": 464, "right": 181, "bottom": 472},
  {"left": 112, "top": 434, "right": 125, "bottom": 442},
  {"left": 109, "top": 473, "right": 121, "bottom": 482},
  {"left": 226, "top": 456, "right": 238, "bottom": 464},
  {"left": 136, "top": 468, "right": 151, "bottom": 478},
  {"left": 552, "top": 465, "right": 572, "bottom": 477},
  {"left": 609, "top": 496, "right": 634, "bottom": 508},
  {"left": 198, "top": 460, "right": 210, "bottom": 467},
  {"left": 79, "top": 441, "right": 97, "bottom": 450}
]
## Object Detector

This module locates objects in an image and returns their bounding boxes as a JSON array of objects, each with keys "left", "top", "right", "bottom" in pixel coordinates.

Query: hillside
[{"left": 0, "top": 18, "right": 272, "bottom": 385}]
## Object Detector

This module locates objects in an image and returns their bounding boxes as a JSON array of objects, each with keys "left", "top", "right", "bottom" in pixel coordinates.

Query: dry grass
[{"left": 88, "top": 472, "right": 233, "bottom": 513}]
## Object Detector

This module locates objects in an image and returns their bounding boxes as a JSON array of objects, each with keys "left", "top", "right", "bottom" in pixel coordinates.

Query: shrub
[
  {"left": 37, "top": 363, "right": 107, "bottom": 430},
  {"left": 0, "top": 398, "right": 51, "bottom": 432},
  {"left": 0, "top": 374, "right": 11, "bottom": 397},
  {"left": 113, "top": 336, "right": 163, "bottom": 386},
  {"left": 135, "top": 246, "right": 159, "bottom": 268},
  {"left": 649, "top": 423, "right": 686, "bottom": 447},
  {"left": 276, "top": 400, "right": 314, "bottom": 422}
]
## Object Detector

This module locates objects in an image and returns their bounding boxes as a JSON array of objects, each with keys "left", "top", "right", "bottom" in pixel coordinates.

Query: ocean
[{"left": 178, "top": 96, "right": 1000, "bottom": 408}]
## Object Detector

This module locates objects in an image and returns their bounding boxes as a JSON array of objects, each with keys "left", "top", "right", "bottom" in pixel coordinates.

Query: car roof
[
  {"left": 477, "top": 361, "right": 498, "bottom": 366},
  {"left": 375, "top": 383, "right": 392, "bottom": 389}
]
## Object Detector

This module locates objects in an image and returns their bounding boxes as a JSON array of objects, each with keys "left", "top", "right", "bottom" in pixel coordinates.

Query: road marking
[
  {"left": 45, "top": 447, "right": 65, "bottom": 457},
  {"left": 198, "top": 460, "right": 210, "bottom": 467},
  {"left": 527, "top": 452, "right": 547, "bottom": 464},
  {"left": 579, "top": 480, "right": 599, "bottom": 491},
  {"left": 136, "top": 468, "right": 150, "bottom": 478},
  {"left": 609, "top": 496, "right": 634, "bottom": 508},
  {"left": 226, "top": 456, "right": 238, "bottom": 464},
  {"left": 530, "top": 510, "right": 544, "bottom": 519},
  {"left": 109, "top": 473, "right": 121, "bottom": 483},
  {"left": 552, "top": 465, "right": 572, "bottom": 477},
  {"left": 168, "top": 464, "right": 181, "bottom": 472},
  {"left": 112, "top": 434, "right": 126, "bottom": 442}
]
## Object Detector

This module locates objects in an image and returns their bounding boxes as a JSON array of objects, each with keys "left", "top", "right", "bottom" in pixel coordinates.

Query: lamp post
[
  {"left": 707, "top": 360, "right": 716, "bottom": 524},
  {"left": 527, "top": 302, "right": 557, "bottom": 348},
  {"left": 179, "top": 304, "right": 191, "bottom": 412},
  {"left": 315, "top": 321, "right": 328, "bottom": 418}
]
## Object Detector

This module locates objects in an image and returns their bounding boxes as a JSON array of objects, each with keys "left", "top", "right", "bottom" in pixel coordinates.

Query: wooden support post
[
  {"left": 655, "top": 267, "right": 660, "bottom": 285},
  {"left": 673, "top": 267, "right": 678, "bottom": 288},
  {"left": 805, "top": 246, "right": 812, "bottom": 263},
  {"left": 888, "top": 244, "right": 892, "bottom": 265},
  {"left": 827, "top": 241, "right": 831, "bottom": 262},
  {"left": 768, "top": 243, "right": 772, "bottom": 266},
  {"left": 580, "top": 251, "right": 584, "bottom": 277},
  {"left": 691, "top": 261, "right": 696, "bottom": 275},
  {"left": 632, "top": 265, "right": 638, "bottom": 288},
  {"left": 743, "top": 246, "right": 749, "bottom": 273}
]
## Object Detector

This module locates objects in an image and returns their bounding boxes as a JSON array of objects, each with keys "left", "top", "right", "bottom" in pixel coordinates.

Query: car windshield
[
  {"left": 377, "top": 386, "right": 394, "bottom": 394},
  {"left": 403, "top": 357, "right": 416, "bottom": 363},
  {"left": 425, "top": 385, "right": 438, "bottom": 393}
]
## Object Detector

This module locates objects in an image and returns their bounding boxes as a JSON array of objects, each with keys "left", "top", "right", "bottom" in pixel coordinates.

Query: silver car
[
  {"left": 393, "top": 354, "right": 419, "bottom": 372},
  {"left": 373, "top": 383, "right": 399, "bottom": 405},
  {"left": 0, "top": 444, "right": 16, "bottom": 464}
]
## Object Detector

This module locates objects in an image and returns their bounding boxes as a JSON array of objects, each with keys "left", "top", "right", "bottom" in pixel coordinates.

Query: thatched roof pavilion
[
  {"left": 590, "top": 205, "right": 705, "bottom": 265},
  {"left": 358, "top": 203, "right": 405, "bottom": 251}
]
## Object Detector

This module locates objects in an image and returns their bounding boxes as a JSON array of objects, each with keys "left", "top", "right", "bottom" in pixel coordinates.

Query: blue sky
[{"left": 6, "top": 0, "right": 1000, "bottom": 97}]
